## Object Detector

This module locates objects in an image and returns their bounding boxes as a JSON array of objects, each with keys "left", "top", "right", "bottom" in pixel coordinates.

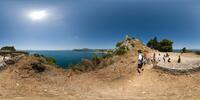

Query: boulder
[{"left": 5, "top": 59, "right": 15, "bottom": 65}]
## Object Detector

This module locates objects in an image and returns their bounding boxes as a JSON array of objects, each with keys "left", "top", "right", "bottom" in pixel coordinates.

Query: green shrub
[
  {"left": 33, "top": 53, "right": 41, "bottom": 57},
  {"left": 68, "top": 59, "right": 95, "bottom": 72},
  {"left": 116, "top": 41, "right": 123, "bottom": 47},
  {"left": 68, "top": 63, "right": 84, "bottom": 72},
  {"left": 68, "top": 53, "right": 116, "bottom": 73},
  {"left": 159, "top": 39, "right": 173, "bottom": 52},
  {"left": 147, "top": 37, "right": 173, "bottom": 52},
  {"left": 33, "top": 53, "right": 56, "bottom": 65},
  {"left": 147, "top": 37, "right": 159, "bottom": 50},
  {"left": 99, "top": 58, "right": 114, "bottom": 68},
  {"left": 68, "top": 54, "right": 115, "bottom": 72},
  {"left": 181, "top": 47, "right": 187, "bottom": 53},
  {"left": 114, "top": 45, "right": 129, "bottom": 55},
  {"left": 91, "top": 54, "right": 102, "bottom": 66},
  {"left": 68, "top": 63, "right": 78, "bottom": 70},
  {"left": 102, "top": 53, "right": 113, "bottom": 58},
  {"left": 181, "top": 47, "right": 192, "bottom": 53},
  {"left": 44, "top": 56, "right": 56, "bottom": 65}
]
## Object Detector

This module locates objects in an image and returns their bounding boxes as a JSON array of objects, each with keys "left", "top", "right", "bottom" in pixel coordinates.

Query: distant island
[
  {"left": 73, "top": 48, "right": 112, "bottom": 53},
  {"left": 0, "top": 46, "right": 28, "bottom": 56},
  {"left": 72, "top": 48, "right": 92, "bottom": 51}
]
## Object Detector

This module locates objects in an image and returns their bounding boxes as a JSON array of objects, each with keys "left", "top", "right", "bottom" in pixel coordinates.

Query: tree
[
  {"left": 181, "top": 47, "right": 187, "bottom": 53},
  {"left": 147, "top": 37, "right": 173, "bottom": 52},
  {"left": 147, "top": 37, "right": 159, "bottom": 50},
  {"left": 158, "top": 39, "right": 173, "bottom": 52}
]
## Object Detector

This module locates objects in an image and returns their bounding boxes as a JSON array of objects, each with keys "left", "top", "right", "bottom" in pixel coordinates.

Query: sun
[{"left": 28, "top": 10, "right": 47, "bottom": 21}]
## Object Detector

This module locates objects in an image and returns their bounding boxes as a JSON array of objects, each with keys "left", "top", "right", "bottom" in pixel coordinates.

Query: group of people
[
  {"left": 153, "top": 53, "right": 171, "bottom": 63},
  {"left": 137, "top": 50, "right": 181, "bottom": 74}
]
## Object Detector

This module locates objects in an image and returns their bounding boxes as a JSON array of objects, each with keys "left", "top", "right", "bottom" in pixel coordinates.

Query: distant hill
[{"left": 1, "top": 46, "right": 16, "bottom": 52}]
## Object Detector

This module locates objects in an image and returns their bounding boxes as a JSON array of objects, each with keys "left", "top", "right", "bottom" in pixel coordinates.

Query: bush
[
  {"left": 33, "top": 53, "right": 56, "bottom": 65},
  {"left": 181, "top": 47, "right": 187, "bottom": 53},
  {"left": 44, "top": 56, "right": 56, "bottom": 65},
  {"left": 68, "top": 59, "right": 95, "bottom": 72},
  {"left": 116, "top": 41, "right": 123, "bottom": 47},
  {"left": 102, "top": 53, "right": 113, "bottom": 58},
  {"left": 31, "top": 63, "right": 46, "bottom": 73},
  {"left": 147, "top": 37, "right": 173, "bottom": 52},
  {"left": 195, "top": 51, "right": 200, "bottom": 55},
  {"left": 114, "top": 45, "right": 129, "bottom": 55},
  {"left": 99, "top": 58, "right": 114, "bottom": 68},
  {"left": 147, "top": 37, "right": 159, "bottom": 50},
  {"left": 68, "top": 54, "right": 115, "bottom": 72},
  {"left": 159, "top": 39, "right": 173, "bottom": 52},
  {"left": 33, "top": 53, "right": 41, "bottom": 57},
  {"left": 91, "top": 54, "right": 102, "bottom": 66}
]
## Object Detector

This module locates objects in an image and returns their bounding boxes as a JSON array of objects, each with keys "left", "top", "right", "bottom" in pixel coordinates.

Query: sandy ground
[
  {"left": 156, "top": 52, "right": 200, "bottom": 69},
  {"left": 0, "top": 52, "right": 200, "bottom": 100}
]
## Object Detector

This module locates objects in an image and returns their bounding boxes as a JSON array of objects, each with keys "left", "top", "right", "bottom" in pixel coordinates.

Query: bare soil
[{"left": 0, "top": 51, "right": 200, "bottom": 100}]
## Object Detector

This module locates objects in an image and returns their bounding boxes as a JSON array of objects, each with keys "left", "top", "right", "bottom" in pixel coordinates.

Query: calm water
[{"left": 27, "top": 50, "right": 104, "bottom": 68}]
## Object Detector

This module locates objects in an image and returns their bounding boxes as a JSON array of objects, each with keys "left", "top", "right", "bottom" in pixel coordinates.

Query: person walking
[
  {"left": 153, "top": 53, "right": 156, "bottom": 64},
  {"left": 137, "top": 50, "right": 144, "bottom": 74},
  {"left": 178, "top": 55, "right": 181, "bottom": 63}
]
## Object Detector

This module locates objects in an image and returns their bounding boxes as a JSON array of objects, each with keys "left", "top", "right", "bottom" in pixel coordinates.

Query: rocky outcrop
[{"left": 114, "top": 35, "right": 152, "bottom": 52}]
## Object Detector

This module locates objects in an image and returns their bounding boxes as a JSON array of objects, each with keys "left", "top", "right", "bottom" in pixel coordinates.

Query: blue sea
[{"left": 26, "top": 50, "right": 104, "bottom": 68}]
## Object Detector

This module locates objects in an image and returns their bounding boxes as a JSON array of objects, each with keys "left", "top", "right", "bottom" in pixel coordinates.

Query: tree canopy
[{"left": 147, "top": 37, "right": 173, "bottom": 52}]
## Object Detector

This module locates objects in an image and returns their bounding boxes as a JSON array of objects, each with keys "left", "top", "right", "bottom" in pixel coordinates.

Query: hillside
[{"left": 0, "top": 37, "right": 200, "bottom": 100}]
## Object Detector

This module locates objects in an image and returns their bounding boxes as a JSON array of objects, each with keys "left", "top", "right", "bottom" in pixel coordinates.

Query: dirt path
[{"left": 83, "top": 64, "right": 200, "bottom": 100}]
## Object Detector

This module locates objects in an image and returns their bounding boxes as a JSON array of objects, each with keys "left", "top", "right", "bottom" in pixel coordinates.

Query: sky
[{"left": 0, "top": 0, "right": 200, "bottom": 50}]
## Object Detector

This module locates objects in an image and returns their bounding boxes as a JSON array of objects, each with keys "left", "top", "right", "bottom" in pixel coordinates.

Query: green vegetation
[
  {"left": 102, "top": 53, "right": 113, "bottom": 58},
  {"left": 147, "top": 37, "right": 173, "bottom": 52},
  {"left": 114, "top": 45, "right": 129, "bottom": 55},
  {"left": 159, "top": 39, "right": 173, "bottom": 52},
  {"left": 116, "top": 41, "right": 123, "bottom": 47},
  {"left": 181, "top": 47, "right": 187, "bottom": 53},
  {"left": 69, "top": 37, "right": 131, "bottom": 72},
  {"left": 1, "top": 46, "right": 16, "bottom": 51},
  {"left": 68, "top": 54, "right": 114, "bottom": 72},
  {"left": 33, "top": 53, "right": 41, "bottom": 57},
  {"left": 91, "top": 54, "right": 102, "bottom": 66},
  {"left": 147, "top": 37, "right": 159, "bottom": 50},
  {"left": 33, "top": 53, "right": 56, "bottom": 65},
  {"left": 181, "top": 47, "right": 192, "bottom": 53}
]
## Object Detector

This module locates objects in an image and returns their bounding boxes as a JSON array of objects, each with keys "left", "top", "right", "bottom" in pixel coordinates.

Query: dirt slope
[{"left": 0, "top": 38, "right": 200, "bottom": 99}]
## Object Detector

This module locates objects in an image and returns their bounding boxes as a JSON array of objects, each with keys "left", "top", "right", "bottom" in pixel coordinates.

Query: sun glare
[{"left": 28, "top": 10, "right": 47, "bottom": 21}]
